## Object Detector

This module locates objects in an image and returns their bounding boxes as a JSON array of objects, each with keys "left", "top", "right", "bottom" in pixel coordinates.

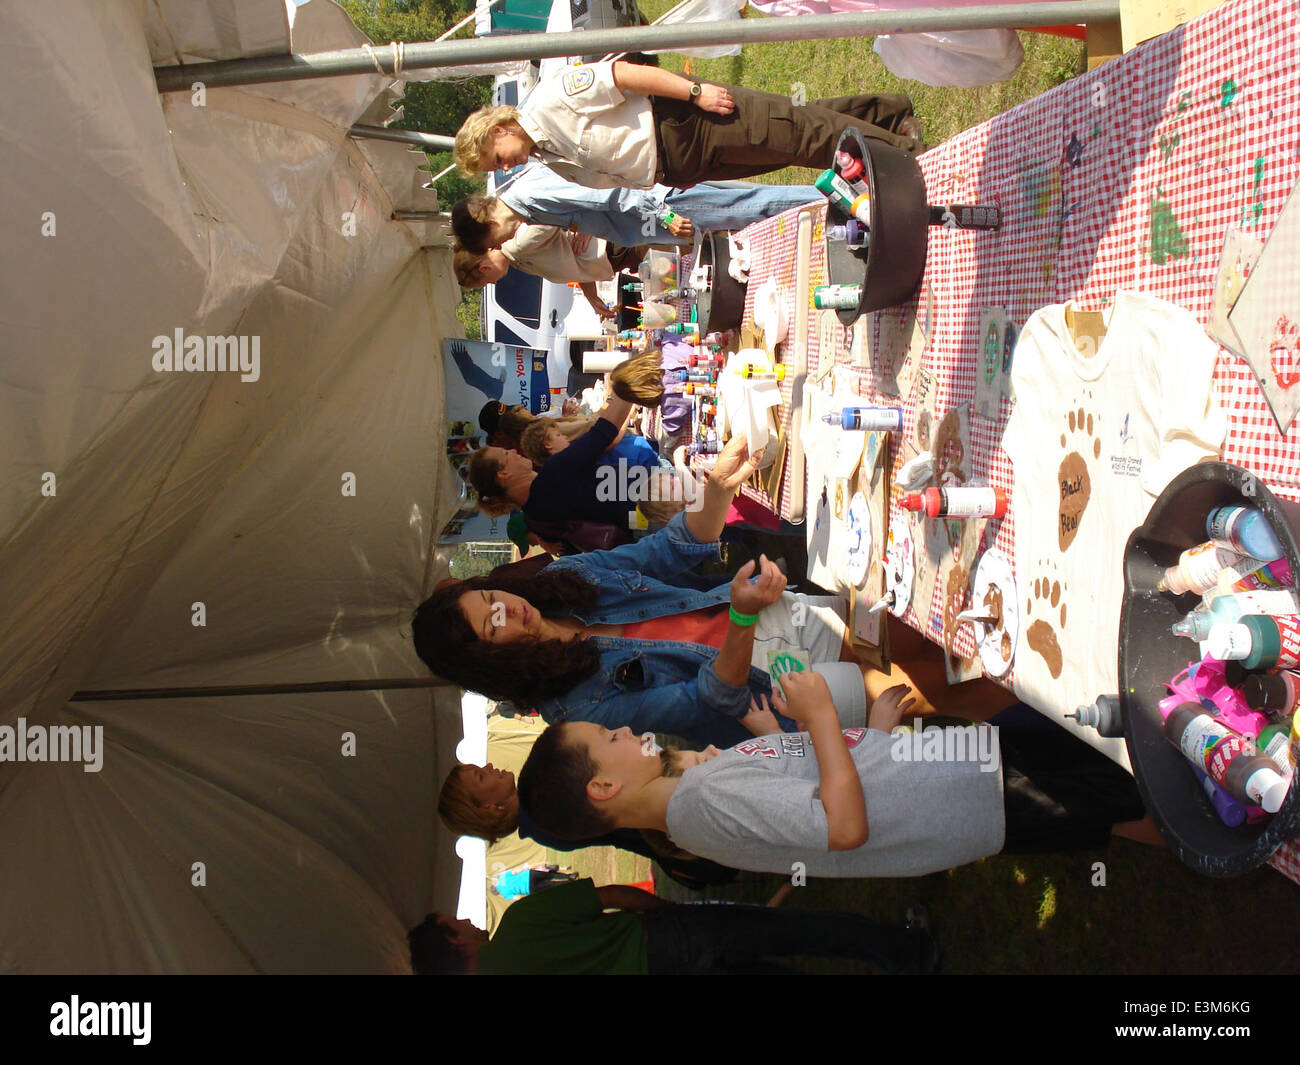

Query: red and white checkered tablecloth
[{"left": 734, "top": 0, "right": 1300, "bottom": 884}]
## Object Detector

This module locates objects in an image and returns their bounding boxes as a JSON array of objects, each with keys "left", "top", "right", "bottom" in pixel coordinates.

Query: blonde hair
[
  {"left": 520, "top": 415, "right": 597, "bottom": 466},
  {"left": 454, "top": 248, "right": 485, "bottom": 289},
  {"left": 455, "top": 106, "right": 522, "bottom": 174},
  {"left": 438, "top": 764, "right": 516, "bottom": 844}
]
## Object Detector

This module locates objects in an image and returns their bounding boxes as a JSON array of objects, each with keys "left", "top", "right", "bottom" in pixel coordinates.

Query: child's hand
[
  {"left": 729, "top": 554, "right": 787, "bottom": 617},
  {"left": 868, "top": 683, "right": 916, "bottom": 734},
  {"left": 742, "top": 694, "right": 782, "bottom": 736},
  {"left": 769, "top": 669, "right": 835, "bottom": 729}
]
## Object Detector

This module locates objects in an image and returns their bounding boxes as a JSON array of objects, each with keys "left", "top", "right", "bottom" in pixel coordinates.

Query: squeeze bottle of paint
[
  {"left": 1158, "top": 542, "right": 1259, "bottom": 596},
  {"left": 814, "top": 284, "right": 863, "bottom": 310},
  {"left": 1067, "top": 694, "right": 1124, "bottom": 737},
  {"left": 834, "top": 150, "right": 867, "bottom": 185},
  {"left": 1163, "top": 703, "right": 1289, "bottom": 812},
  {"left": 901, "top": 486, "right": 1008, "bottom": 520},
  {"left": 1242, "top": 670, "right": 1300, "bottom": 717},
  {"left": 1218, "top": 556, "right": 1295, "bottom": 596},
  {"left": 1189, "top": 764, "right": 1249, "bottom": 828},
  {"left": 741, "top": 364, "right": 786, "bottom": 380},
  {"left": 827, "top": 221, "right": 870, "bottom": 249},
  {"left": 687, "top": 440, "right": 722, "bottom": 455},
  {"left": 823, "top": 405, "right": 903, "bottom": 431},
  {"left": 1206, "top": 504, "right": 1285, "bottom": 562},
  {"left": 849, "top": 194, "right": 873, "bottom": 225},
  {"left": 1204, "top": 614, "right": 1300, "bottom": 672},
  {"left": 1257, "top": 721, "right": 1296, "bottom": 776},
  {"left": 1171, "top": 589, "right": 1300, "bottom": 641},
  {"left": 815, "top": 169, "right": 859, "bottom": 214}
]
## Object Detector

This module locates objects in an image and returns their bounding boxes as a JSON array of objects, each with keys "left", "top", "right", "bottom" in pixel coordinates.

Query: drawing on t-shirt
[
  {"left": 1057, "top": 405, "right": 1100, "bottom": 551},
  {"left": 1024, "top": 561, "right": 1067, "bottom": 680}
]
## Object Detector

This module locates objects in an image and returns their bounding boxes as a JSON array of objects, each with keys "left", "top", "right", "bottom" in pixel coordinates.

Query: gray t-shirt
[{"left": 665, "top": 726, "right": 1006, "bottom": 878}]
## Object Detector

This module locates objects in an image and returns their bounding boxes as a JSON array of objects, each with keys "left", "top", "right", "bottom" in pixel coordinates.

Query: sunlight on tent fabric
[
  {"left": 456, "top": 836, "right": 489, "bottom": 928},
  {"left": 458, "top": 692, "right": 490, "bottom": 765}
]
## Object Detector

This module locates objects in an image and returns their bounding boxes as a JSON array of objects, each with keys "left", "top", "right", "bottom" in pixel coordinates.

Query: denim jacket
[{"left": 541, "top": 511, "right": 791, "bottom": 749}]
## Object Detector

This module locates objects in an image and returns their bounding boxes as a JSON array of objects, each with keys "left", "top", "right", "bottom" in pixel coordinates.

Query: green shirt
[{"left": 476, "top": 879, "right": 648, "bottom": 975}]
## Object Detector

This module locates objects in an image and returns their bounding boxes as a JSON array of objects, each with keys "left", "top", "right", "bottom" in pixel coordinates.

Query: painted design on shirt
[
  {"left": 1057, "top": 404, "right": 1099, "bottom": 552},
  {"left": 736, "top": 739, "right": 779, "bottom": 759},
  {"left": 562, "top": 68, "right": 595, "bottom": 96},
  {"left": 780, "top": 734, "right": 807, "bottom": 757},
  {"left": 1024, "top": 559, "right": 1066, "bottom": 680},
  {"left": 841, "top": 728, "right": 867, "bottom": 749},
  {"left": 1109, "top": 412, "right": 1142, "bottom": 478}
]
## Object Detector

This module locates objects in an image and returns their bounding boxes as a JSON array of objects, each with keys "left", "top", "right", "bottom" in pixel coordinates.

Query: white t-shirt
[
  {"left": 517, "top": 62, "right": 659, "bottom": 190},
  {"left": 1003, "top": 291, "right": 1226, "bottom": 759}
]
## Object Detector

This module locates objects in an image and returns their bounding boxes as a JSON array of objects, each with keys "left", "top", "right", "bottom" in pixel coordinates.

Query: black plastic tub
[
  {"left": 1119, "top": 461, "right": 1300, "bottom": 876},
  {"left": 693, "top": 230, "right": 746, "bottom": 334},
  {"left": 823, "top": 127, "right": 930, "bottom": 325}
]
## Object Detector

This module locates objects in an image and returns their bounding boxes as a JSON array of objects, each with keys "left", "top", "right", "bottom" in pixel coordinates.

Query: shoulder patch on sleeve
[{"left": 562, "top": 68, "right": 596, "bottom": 96}]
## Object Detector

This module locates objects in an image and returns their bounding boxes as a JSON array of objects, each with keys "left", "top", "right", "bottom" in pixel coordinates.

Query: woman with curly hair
[{"left": 415, "top": 431, "right": 895, "bottom": 749}]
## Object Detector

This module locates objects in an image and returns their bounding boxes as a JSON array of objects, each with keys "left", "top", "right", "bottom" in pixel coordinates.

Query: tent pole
[
  {"left": 156, "top": 2, "right": 1116, "bottom": 91},
  {"left": 350, "top": 124, "right": 455, "bottom": 151},
  {"left": 69, "top": 677, "right": 457, "bottom": 701}
]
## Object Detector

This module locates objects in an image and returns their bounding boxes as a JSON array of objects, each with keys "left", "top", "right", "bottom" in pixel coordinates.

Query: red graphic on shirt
[
  {"left": 1270, "top": 314, "right": 1300, "bottom": 390},
  {"left": 735, "top": 739, "right": 779, "bottom": 758},
  {"left": 842, "top": 728, "right": 868, "bottom": 749}
]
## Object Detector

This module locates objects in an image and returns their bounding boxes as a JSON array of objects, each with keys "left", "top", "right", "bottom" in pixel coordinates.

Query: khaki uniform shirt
[
  {"left": 501, "top": 224, "right": 614, "bottom": 283},
  {"left": 517, "top": 62, "right": 659, "bottom": 189}
]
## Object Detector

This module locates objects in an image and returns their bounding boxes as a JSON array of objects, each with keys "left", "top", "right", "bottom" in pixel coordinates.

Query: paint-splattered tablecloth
[{"left": 732, "top": 0, "right": 1300, "bottom": 883}]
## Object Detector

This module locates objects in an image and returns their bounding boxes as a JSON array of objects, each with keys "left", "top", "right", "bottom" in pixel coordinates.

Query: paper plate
[
  {"left": 884, "top": 515, "right": 915, "bottom": 617},
  {"left": 846, "top": 491, "right": 873, "bottom": 587},
  {"left": 970, "top": 549, "right": 1018, "bottom": 678}
]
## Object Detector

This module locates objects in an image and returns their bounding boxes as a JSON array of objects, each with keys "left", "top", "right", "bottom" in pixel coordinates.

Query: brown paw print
[
  {"left": 1025, "top": 563, "right": 1068, "bottom": 680},
  {"left": 1057, "top": 403, "right": 1100, "bottom": 552},
  {"left": 982, "top": 582, "right": 1013, "bottom": 659}
]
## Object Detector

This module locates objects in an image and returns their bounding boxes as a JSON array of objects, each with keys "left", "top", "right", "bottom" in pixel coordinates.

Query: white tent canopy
[{"left": 0, "top": 0, "right": 467, "bottom": 972}]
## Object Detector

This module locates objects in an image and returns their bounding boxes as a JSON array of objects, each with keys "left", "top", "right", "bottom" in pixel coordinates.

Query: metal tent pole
[
  {"left": 350, "top": 124, "right": 455, "bottom": 151},
  {"left": 157, "top": 2, "right": 1118, "bottom": 91},
  {"left": 69, "top": 677, "right": 456, "bottom": 701}
]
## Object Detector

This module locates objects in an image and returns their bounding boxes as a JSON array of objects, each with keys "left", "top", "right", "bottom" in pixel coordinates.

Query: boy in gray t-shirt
[{"left": 518, "top": 672, "right": 1154, "bottom": 876}]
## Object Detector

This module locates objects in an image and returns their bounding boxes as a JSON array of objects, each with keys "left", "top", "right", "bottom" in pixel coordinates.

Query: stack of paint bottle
[{"left": 1152, "top": 504, "right": 1298, "bottom": 822}]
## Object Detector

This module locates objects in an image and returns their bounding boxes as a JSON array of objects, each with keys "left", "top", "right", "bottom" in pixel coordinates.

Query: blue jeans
[{"left": 664, "top": 183, "right": 819, "bottom": 238}]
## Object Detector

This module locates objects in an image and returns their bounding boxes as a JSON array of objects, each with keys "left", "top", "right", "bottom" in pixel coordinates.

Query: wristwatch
[{"left": 689, "top": 82, "right": 702, "bottom": 99}]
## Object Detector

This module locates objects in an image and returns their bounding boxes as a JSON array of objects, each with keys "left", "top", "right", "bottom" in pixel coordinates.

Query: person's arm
[
  {"left": 596, "top": 884, "right": 671, "bottom": 911},
  {"left": 580, "top": 282, "right": 616, "bottom": 318},
  {"left": 683, "top": 433, "right": 764, "bottom": 543},
  {"left": 610, "top": 61, "right": 734, "bottom": 115},
  {"left": 770, "top": 671, "right": 870, "bottom": 851}
]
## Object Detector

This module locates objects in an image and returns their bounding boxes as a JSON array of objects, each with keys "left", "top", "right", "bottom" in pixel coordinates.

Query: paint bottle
[
  {"left": 741, "top": 364, "right": 787, "bottom": 380},
  {"left": 827, "top": 221, "right": 870, "bottom": 249},
  {"left": 1206, "top": 504, "right": 1286, "bottom": 562},
  {"left": 823, "top": 405, "right": 903, "bottom": 431},
  {"left": 687, "top": 440, "right": 722, "bottom": 455},
  {"left": 663, "top": 322, "right": 699, "bottom": 335},
  {"left": 1067, "top": 694, "right": 1124, "bottom": 737},
  {"left": 1190, "top": 764, "right": 1249, "bottom": 828},
  {"left": 1205, "top": 614, "right": 1300, "bottom": 671},
  {"left": 1218, "top": 555, "right": 1295, "bottom": 596},
  {"left": 902, "top": 486, "right": 1008, "bottom": 520},
  {"left": 1171, "top": 589, "right": 1300, "bottom": 641},
  {"left": 1242, "top": 671, "right": 1300, "bottom": 717},
  {"left": 683, "top": 383, "right": 716, "bottom": 397},
  {"left": 671, "top": 369, "right": 714, "bottom": 383},
  {"left": 814, "top": 284, "right": 863, "bottom": 310},
  {"left": 1257, "top": 721, "right": 1296, "bottom": 776},
  {"left": 686, "top": 352, "right": 719, "bottom": 369},
  {"left": 814, "top": 169, "right": 859, "bottom": 215},
  {"left": 835, "top": 149, "right": 867, "bottom": 184},
  {"left": 849, "top": 193, "right": 872, "bottom": 225},
  {"left": 1158, "top": 542, "right": 1259, "bottom": 596},
  {"left": 1163, "top": 702, "right": 1289, "bottom": 812},
  {"left": 622, "top": 281, "right": 644, "bottom": 293}
]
